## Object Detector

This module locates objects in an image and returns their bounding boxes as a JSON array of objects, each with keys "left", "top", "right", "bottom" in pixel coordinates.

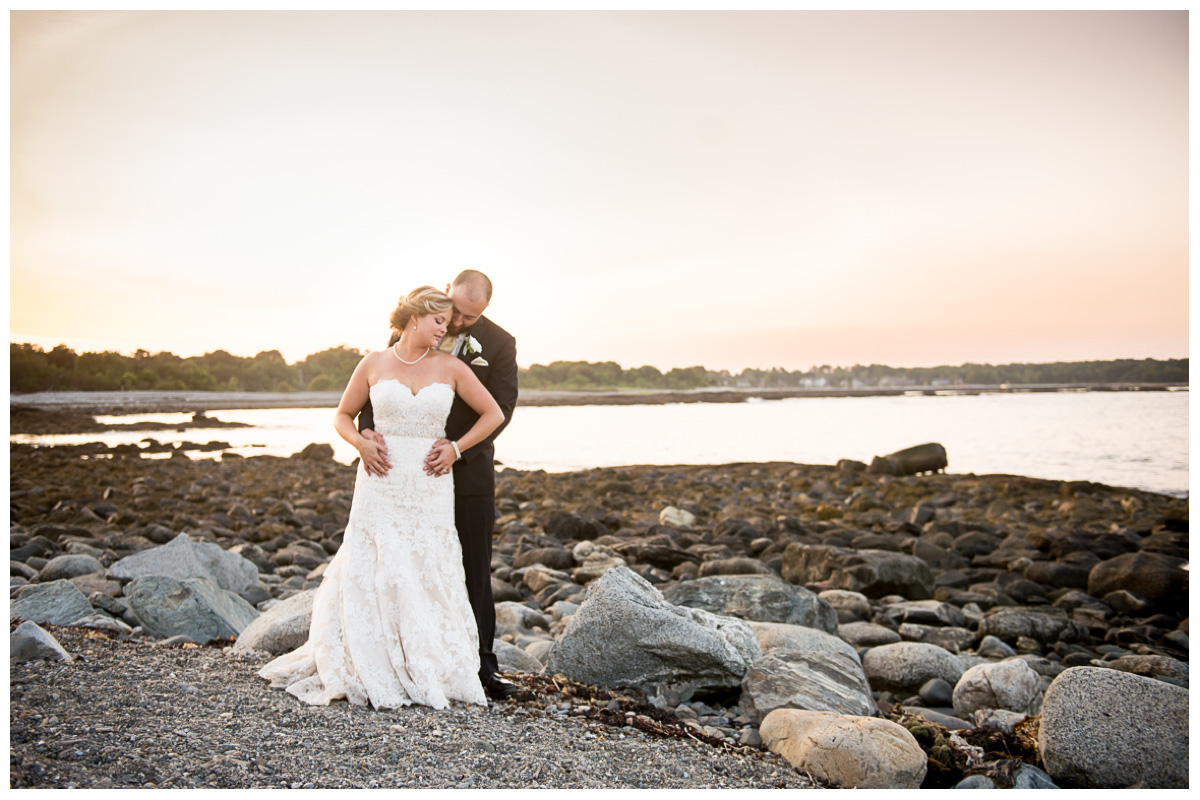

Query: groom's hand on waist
[{"left": 359, "top": 429, "right": 391, "bottom": 477}]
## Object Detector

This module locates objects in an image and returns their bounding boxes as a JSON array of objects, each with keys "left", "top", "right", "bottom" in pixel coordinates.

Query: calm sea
[{"left": 11, "top": 391, "right": 1188, "bottom": 497}]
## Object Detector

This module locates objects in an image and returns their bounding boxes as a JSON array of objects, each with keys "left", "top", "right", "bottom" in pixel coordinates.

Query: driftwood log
[{"left": 868, "top": 443, "right": 948, "bottom": 476}]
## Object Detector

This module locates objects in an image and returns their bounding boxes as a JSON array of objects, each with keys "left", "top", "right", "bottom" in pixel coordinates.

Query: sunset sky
[{"left": 10, "top": 10, "right": 1189, "bottom": 373}]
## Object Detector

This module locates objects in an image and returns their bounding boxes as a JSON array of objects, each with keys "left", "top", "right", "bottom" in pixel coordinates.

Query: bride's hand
[
  {"left": 424, "top": 440, "right": 456, "bottom": 477},
  {"left": 359, "top": 430, "right": 391, "bottom": 477}
]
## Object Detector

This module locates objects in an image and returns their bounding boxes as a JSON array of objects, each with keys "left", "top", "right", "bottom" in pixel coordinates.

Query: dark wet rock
[
  {"left": 850, "top": 532, "right": 905, "bottom": 552},
  {"left": 109, "top": 533, "right": 261, "bottom": 596},
  {"left": 1102, "top": 589, "right": 1152, "bottom": 615},
  {"left": 10, "top": 535, "right": 57, "bottom": 562},
  {"left": 1087, "top": 552, "right": 1188, "bottom": 613},
  {"left": 867, "top": 443, "right": 947, "bottom": 477},
  {"left": 740, "top": 649, "right": 876, "bottom": 722},
  {"left": 11, "top": 580, "right": 95, "bottom": 625},
  {"left": 513, "top": 547, "right": 574, "bottom": 571},
  {"left": 918, "top": 677, "right": 953, "bottom": 707},
  {"left": 142, "top": 523, "right": 178, "bottom": 544},
  {"left": 977, "top": 607, "right": 1087, "bottom": 646},
  {"left": 545, "top": 567, "right": 759, "bottom": 700},
  {"left": 782, "top": 544, "right": 934, "bottom": 600},
  {"left": 1039, "top": 666, "right": 1188, "bottom": 788},
  {"left": 125, "top": 575, "right": 259, "bottom": 643},
  {"left": 10, "top": 621, "right": 74, "bottom": 663},
  {"left": 490, "top": 577, "right": 523, "bottom": 602},
  {"left": 908, "top": 539, "right": 969, "bottom": 571},
  {"left": 294, "top": 443, "right": 334, "bottom": 460},
  {"left": 862, "top": 642, "right": 964, "bottom": 694},
  {"left": 663, "top": 575, "right": 838, "bottom": 632},
  {"left": 1023, "top": 560, "right": 1090, "bottom": 591},
  {"left": 1051, "top": 589, "right": 1112, "bottom": 617},
  {"left": 950, "top": 530, "right": 1002, "bottom": 558},
  {"left": 543, "top": 511, "right": 607, "bottom": 541},
  {"left": 1027, "top": 527, "right": 1138, "bottom": 561}
]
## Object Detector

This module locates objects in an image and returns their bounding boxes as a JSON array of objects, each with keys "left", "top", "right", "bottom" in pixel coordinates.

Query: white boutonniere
[{"left": 463, "top": 335, "right": 482, "bottom": 356}]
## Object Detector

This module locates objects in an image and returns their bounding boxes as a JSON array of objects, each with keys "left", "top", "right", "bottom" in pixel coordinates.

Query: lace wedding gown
[{"left": 258, "top": 379, "right": 487, "bottom": 709}]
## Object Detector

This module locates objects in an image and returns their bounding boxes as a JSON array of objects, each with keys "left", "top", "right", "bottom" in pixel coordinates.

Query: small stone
[
  {"left": 10, "top": 621, "right": 74, "bottom": 663},
  {"left": 918, "top": 677, "right": 953, "bottom": 707}
]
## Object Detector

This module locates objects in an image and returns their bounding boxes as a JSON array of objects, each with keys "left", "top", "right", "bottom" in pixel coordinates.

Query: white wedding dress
[{"left": 258, "top": 379, "right": 487, "bottom": 709}]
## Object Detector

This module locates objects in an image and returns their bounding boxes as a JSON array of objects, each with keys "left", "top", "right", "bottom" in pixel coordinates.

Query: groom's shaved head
[{"left": 452, "top": 270, "right": 493, "bottom": 302}]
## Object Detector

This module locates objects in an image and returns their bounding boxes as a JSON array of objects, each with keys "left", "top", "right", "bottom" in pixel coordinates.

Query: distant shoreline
[{"left": 8, "top": 383, "right": 1187, "bottom": 415}]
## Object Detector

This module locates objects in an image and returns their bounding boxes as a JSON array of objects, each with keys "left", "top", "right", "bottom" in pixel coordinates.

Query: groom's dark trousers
[{"left": 358, "top": 315, "right": 518, "bottom": 683}]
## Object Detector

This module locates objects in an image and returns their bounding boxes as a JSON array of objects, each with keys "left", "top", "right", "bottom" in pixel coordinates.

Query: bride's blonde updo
[{"left": 389, "top": 286, "right": 454, "bottom": 335}]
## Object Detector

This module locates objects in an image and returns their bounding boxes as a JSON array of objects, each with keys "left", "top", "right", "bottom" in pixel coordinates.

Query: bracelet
[{"left": 451, "top": 441, "right": 462, "bottom": 461}]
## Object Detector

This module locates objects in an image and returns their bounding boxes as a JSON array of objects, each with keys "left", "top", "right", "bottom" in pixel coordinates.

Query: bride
[{"left": 258, "top": 286, "right": 504, "bottom": 709}]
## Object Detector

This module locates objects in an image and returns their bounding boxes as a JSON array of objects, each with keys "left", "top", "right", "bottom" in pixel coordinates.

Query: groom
[{"left": 357, "top": 269, "right": 520, "bottom": 700}]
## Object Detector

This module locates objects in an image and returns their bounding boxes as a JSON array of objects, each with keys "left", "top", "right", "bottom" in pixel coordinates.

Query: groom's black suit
[{"left": 357, "top": 315, "right": 518, "bottom": 682}]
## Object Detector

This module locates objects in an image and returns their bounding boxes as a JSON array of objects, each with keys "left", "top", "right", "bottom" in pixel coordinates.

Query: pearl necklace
[{"left": 392, "top": 342, "right": 431, "bottom": 365}]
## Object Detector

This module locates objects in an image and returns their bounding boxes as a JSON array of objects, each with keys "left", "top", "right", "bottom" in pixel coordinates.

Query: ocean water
[{"left": 11, "top": 390, "right": 1188, "bottom": 497}]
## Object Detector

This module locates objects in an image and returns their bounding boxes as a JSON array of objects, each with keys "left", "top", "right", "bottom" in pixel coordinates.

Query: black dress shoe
[{"left": 483, "top": 675, "right": 520, "bottom": 700}]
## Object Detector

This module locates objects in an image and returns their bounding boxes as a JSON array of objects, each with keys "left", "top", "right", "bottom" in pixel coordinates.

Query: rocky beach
[{"left": 9, "top": 416, "right": 1190, "bottom": 789}]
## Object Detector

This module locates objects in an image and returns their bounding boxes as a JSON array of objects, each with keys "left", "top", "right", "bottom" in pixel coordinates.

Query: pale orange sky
[{"left": 9, "top": 10, "right": 1189, "bottom": 371}]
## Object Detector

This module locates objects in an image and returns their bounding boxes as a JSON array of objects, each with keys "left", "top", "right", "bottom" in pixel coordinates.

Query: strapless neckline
[{"left": 370, "top": 378, "right": 452, "bottom": 399}]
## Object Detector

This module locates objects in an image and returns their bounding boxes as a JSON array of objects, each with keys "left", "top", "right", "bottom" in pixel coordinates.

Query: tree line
[{"left": 9, "top": 342, "right": 1188, "bottom": 394}]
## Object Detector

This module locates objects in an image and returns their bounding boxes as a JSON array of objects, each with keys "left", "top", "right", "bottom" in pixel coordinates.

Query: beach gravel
[{"left": 10, "top": 625, "right": 820, "bottom": 790}]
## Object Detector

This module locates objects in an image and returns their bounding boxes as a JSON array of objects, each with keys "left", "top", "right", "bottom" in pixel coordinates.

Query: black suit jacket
[{"left": 358, "top": 315, "right": 518, "bottom": 497}]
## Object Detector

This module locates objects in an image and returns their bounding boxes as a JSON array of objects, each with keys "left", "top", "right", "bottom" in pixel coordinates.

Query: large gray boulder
[
  {"left": 545, "top": 567, "right": 760, "bottom": 700},
  {"left": 663, "top": 575, "right": 838, "bottom": 633},
  {"left": 1038, "top": 666, "right": 1188, "bottom": 788},
  {"left": 782, "top": 545, "right": 934, "bottom": 600},
  {"left": 862, "top": 641, "right": 964, "bottom": 695},
  {"left": 747, "top": 620, "right": 860, "bottom": 662},
  {"left": 109, "top": 533, "right": 261, "bottom": 596},
  {"left": 126, "top": 576, "right": 259, "bottom": 643},
  {"left": 10, "top": 621, "right": 74, "bottom": 663},
  {"left": 11, "top": 580, "right": 95, "bottom": 626},
  {"left": 741, "top": 650, "right": 876, "bottom": 723},
  {"left": 232, "top": 589, "right": 315, "bottom": 655}
]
